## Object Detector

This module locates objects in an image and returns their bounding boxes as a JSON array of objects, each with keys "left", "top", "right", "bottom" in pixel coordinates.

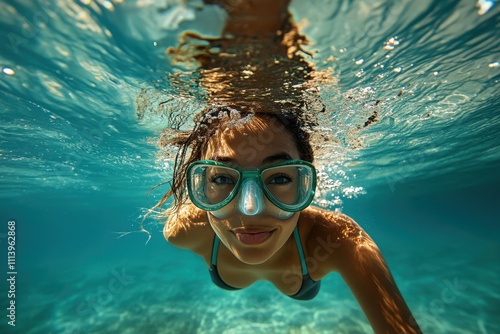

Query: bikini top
[{"left": 209, "top": 226, "right": 321, "bottom": 300}]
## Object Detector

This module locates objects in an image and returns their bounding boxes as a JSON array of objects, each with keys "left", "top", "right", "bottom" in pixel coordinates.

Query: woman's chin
[{"left": 233, "top": 252, "right": 273, "bottom": 265}]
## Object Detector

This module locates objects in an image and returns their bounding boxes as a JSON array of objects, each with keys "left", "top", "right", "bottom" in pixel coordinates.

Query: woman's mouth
[{"left": 233, "top": 229, "right": 275, "bottom": 245}]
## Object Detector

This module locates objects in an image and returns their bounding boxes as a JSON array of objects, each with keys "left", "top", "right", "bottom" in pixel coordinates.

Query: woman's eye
[
  {"left": 268, "top": 174, "right": 292, "bottom": 184},
  {"left": 211, "top": 175, "right": 235, "bottom": 185}
]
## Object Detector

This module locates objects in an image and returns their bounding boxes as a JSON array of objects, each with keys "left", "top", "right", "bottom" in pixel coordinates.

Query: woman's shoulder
[
  {"left": 163, "top": 203, "right": 213, "bottom": 252},
  {"left": 300, "top": 206, "right": 363, "bottom": 237},
  {"left": 299, "top": 206, "right": 369, "bottom": 273}
]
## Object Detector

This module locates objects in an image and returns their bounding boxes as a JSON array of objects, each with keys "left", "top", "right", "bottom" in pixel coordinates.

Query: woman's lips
[{"left": 233, "top": 229, "right": 275, "bottom": 245}]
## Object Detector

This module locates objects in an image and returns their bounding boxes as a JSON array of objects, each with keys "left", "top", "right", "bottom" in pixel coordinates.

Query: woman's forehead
[{"left": 202, "top": 120, "right": 299, "bottom": 162}]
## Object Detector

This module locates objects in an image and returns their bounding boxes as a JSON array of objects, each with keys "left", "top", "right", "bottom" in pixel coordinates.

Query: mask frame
[{"left": 186, "top": 159, "right": 317, "bottom": 214}]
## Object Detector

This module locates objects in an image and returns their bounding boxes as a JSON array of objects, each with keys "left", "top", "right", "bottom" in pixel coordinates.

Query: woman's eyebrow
[
  {"left": 210, "top": 156, "right": 235, "bottom": 164},
  {"left": 262, "top": 153, "right": 293, "bottom": 165},
  {"left": 209, "top": 153, "right": 292, "bottom": 165}
]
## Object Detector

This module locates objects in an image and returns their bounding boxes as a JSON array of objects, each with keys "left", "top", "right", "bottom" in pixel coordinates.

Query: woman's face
[{"left": 202, "top": 118, "right": 302, "bottom": 265}]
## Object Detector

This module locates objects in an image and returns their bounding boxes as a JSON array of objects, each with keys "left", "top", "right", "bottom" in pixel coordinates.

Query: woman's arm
[
  {"left": 334, "top": 217, "right": 421, "bottom": 333},
  {"left": 306, "top": 209, "right": 421, "bottom": 333}
]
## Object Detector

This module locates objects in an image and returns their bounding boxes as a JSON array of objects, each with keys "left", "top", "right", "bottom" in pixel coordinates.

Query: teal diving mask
[{"left": 187, "top": 160, "right": 317, "bottom": 219}]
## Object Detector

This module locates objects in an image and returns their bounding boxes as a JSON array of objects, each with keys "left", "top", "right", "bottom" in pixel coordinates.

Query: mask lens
[
  {"left": 188, "top": 164, "right": 240, "bottom": 210},
  {"left": 261, "top": 164, "right": 315, "bottom": 211}
]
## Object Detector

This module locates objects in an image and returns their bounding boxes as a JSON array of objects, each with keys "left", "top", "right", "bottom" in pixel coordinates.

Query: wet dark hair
[{"left": 154, "top": 105, "right": 314, "bottom": 214}]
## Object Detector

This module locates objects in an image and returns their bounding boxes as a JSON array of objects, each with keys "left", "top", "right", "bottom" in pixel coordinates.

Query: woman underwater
[{"left": 149, "top": 0, "right": 422, "bottom": 332}]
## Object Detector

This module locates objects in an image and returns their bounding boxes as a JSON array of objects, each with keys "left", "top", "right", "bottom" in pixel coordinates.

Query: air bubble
[
  {"left": 2, "top": 67, "right": 15, "bottom": 76},
  {"left": 476, "top": 0, "right": 494, "bottom": 15}
]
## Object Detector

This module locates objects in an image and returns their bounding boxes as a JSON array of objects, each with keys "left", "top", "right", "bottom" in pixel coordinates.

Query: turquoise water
[{"left": 1, "top": 0, "right": 499, "bottom": 333}]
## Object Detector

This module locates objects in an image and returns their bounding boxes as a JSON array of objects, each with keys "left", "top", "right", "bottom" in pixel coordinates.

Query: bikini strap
[
  {"left": 211, "top": 234, "right": 221, "bottom": 266},
  {"left": 293, "top": 226, "right": 309, "bottom": 275}
]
